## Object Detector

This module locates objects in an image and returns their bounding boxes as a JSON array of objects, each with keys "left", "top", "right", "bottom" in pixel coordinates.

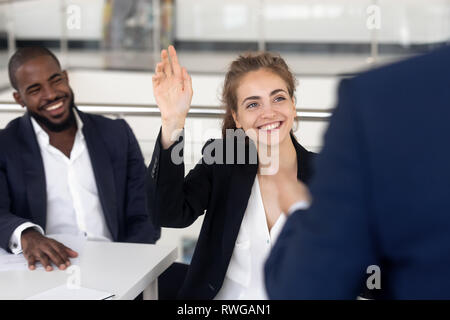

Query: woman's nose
[{"left": 260, "top": 103, "right": 276, "bottom": 119}]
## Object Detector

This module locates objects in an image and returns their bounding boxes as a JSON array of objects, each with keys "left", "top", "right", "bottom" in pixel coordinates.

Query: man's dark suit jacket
[
  {"left": 147, "top": 130, "right": 315, "bottom": 299},
  {"left": 265, "top": 45, "right": 450, "bottom": 299},
  {"left": 0, "top": 109, "right": 160, "bottom": 251}
]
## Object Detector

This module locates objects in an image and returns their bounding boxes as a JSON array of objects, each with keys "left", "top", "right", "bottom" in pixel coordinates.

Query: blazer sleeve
[
  {"left": 146, "top": 128, "right": 212, "bottom": 228},
  {"left": 0, "top": 159, "right": 30, "bottom": 251},
  {"left": 265, "top": 79, "right": 378, "bottom": 299},
  {"left": 121, "top": 120, "right": 161, "bottom": 244}
]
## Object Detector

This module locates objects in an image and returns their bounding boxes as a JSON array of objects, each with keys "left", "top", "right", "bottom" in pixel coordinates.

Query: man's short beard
[{"left": 29, "top": 98, "right": 76, "bottom": 133}]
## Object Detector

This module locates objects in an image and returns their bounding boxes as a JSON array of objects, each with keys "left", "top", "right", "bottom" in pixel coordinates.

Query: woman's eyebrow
[
  {"left": 270, "top": 89, "right": 287, "bottom": 96},
  {"left": 241, "top": 95, "right": 261, "bottom": 105}
]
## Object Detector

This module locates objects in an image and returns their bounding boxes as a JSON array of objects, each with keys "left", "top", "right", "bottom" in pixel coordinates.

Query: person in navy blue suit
[
  {"left": 0, "top": 47, "right": 160, "bottom": 271},
  {"left": 265, "top": 45, "right": 450, "bottom": 299}
]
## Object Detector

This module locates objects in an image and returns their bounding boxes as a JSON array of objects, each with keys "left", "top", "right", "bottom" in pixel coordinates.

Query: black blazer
[
  {"left": 147, "top": 129, "right": 315, "bottom": 299},
  {"left": 0, "top": 110, "right": 160, "bottom": 251}
]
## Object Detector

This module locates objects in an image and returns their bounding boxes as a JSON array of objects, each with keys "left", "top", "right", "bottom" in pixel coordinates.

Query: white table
[{"left": 0, "top": 241, "right": 178, "bottom": 300}]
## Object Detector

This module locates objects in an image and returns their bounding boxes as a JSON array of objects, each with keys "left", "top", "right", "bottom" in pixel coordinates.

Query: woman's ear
[{"left": 232, "top": 110, "right": 242, "bottom": 128}]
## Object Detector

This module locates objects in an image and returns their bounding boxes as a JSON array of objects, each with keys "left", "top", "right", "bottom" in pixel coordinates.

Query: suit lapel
[
  {"left": 19, "top": 114, "right": 47, "bottom": 230},
  {"left": 291, "top": 133, "right": 314, "bottom": 183},
  {"left": 78, "top": 111, "right": 118, "bottom": 240}
]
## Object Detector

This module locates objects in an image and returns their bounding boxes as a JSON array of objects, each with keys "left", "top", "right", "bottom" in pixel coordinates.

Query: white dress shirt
[
  {"left": 9, "top": 110, "right": 112, "bottom": 254},
  {"left": 215, "top": 176, "right": 287, "bottom": 300}
]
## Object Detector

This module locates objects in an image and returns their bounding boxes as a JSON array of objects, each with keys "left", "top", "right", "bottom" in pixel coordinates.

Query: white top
[
  {"left": 215, "top": 176, "right": 286, "bottom": 300},
  {"left": 9, "top": 110, "right": 112, "bottom": 254}
]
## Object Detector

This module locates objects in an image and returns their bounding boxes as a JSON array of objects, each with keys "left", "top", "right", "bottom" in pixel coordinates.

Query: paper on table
[
  {"left": 25, "top": 284, "right": 114, "bottom": 300},
  {"left": 0, "top": 233, "right": 86, "bottom": 272}
]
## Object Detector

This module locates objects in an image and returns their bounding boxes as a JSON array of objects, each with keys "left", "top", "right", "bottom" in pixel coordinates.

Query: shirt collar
[{"left": 30, "top": 108, "right": 84, "bottom": 145}]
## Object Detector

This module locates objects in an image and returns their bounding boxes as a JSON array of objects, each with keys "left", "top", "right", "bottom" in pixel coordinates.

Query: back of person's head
[
  {"left": 221, "top": 52, "right": 297, "bottom": 138},
  {"left": 8, "top": 46, "right": 61, "bottom": 90}
]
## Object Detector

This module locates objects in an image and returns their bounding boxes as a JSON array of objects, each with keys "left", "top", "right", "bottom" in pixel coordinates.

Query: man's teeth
[
  {"left": 46, "top": 102, "right": 63, "bottom": 111},
  {"left": 259, "top": 122, "right": 281, "bottom": 130}
]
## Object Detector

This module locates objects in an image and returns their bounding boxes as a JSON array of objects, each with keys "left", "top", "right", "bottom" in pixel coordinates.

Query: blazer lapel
[
  {"left": 291, "top": 133, "right": 315, "bottom": 183},
  {"left": 19, "top": 114, "right": 47, "bottom": 230},
  {"left": 78, "top": 111, "right": 118, "bottom": 240}
]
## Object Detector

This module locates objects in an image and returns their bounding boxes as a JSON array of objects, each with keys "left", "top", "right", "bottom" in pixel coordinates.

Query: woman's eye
[
  {"left": 53, "top": 78, "right": 62, "bottom": 83},
  {"left": 247, "top": 102, "right": 258, "bottom": 109},
  {"left": 274, "top": 96, "right": 286, "bottom": 102}
]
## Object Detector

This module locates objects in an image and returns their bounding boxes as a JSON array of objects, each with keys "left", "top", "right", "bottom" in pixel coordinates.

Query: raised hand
[{"left": 152, "top": 45, "right": 193, "bottom": 149}]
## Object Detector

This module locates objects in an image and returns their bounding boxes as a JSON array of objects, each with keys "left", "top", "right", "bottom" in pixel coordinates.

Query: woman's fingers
[
  {"left": 169, "top": 45, "right": 182, "bottom": 78},
  {"left": 152, "top": 74, "right": 159, "bottom": 88},
  {"left": 154, "top": 46, "right": 189, "bottom": 97},
  {"left": 161, "top": 49, "right": 172, "bottom": 76},
  {"left": 153, "top": 53, "right": 166, "bottom": 89},
  {"left": 155, "top": 62, "right": 164, "bottom": 74},
  {"left": 168, "top": 45, "right": 178, "bottom": 63},
  {"left": 182, "top": 67, "right": 193, "bottom": 97}
]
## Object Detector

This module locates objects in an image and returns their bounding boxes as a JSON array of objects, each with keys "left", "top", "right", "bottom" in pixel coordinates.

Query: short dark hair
[{"left": 8, "top": 47, "right": 61, "bottom": 90}]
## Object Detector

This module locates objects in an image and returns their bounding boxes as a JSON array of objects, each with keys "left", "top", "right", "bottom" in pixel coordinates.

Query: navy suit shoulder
[
  {"left": 0, "top": 117, "right": 23, "bottom": 147},
  {"left": 265, "top": 45, "right": 450, "bottom": 299}
]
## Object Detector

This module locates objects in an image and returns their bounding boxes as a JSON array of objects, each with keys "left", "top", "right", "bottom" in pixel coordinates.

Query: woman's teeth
[{"left": 259, "top": 122, "right": 281, "bottom": 130}]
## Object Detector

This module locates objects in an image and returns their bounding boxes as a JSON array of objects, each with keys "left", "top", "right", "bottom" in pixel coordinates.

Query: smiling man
[{"left": 0, "top": 47, "right": 160, "bottom": 271}]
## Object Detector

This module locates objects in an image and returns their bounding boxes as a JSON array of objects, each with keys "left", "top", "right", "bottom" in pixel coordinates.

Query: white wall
[
  {"left": 0, "top": 68, "right": 334, "bottom": 151},
  {"left": 0, "top": 69, "right": 331, "bottom": 152},
  {"left": 62, "top": 69, "right": 337, "bottom": 110},
  {"left": 0, "top": 0, "right": 105, "bottom": 40},
  {"left": 1, "top": 0, "right": 449, "bottom": 44},
  {"left": 176, "top": 0, "right": 450, "bottom": 44}
]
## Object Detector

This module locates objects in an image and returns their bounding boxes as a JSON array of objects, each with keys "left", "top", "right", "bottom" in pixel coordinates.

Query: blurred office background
[{"left": 1, "top": 0, "right": 449, "bottom": 262}]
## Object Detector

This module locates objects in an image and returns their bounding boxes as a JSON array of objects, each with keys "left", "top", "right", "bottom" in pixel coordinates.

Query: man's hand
[
  {"left": 21, "top": 229, "right": 78, "bottom": 271},
  {"left": 274, "top": 171, "right": 312, "bottom": 215}
]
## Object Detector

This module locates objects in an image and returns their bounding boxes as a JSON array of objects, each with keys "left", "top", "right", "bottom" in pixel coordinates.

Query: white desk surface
[{"left": 0, "top": 241, "right": 177, "bottom": 300}]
